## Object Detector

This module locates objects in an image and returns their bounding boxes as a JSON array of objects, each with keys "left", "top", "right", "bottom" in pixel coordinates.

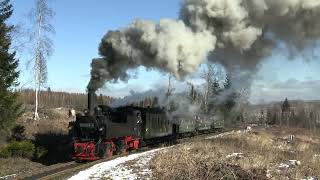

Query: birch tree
[
  {"left": 201, "top": 64, "right": 220, "bottom": 113},
  {"left": 29, "top": 0, "right": 54, "bottom": 119}
]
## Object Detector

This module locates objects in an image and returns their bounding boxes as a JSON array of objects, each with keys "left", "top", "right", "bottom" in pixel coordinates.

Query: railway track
[
  {"left": 19, "top": 147, "right": 152, "bottom": 180},
  {"left": 17, "top": 128, "right": 236, "bottom": 180}
]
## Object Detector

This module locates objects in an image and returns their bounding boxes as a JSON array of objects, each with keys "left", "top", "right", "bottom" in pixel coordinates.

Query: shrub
[
  {"left": 34, "top": 146, "right": 48, "bottom": 159},
  {"left": 0, "top": 148, "right": 11, "bottom": 158},
  {"left": 10, "top": 125, "right": 26, "bottom": 141},
  {"left": 0, "top": 140, "right": 35, "bottom": 159}
]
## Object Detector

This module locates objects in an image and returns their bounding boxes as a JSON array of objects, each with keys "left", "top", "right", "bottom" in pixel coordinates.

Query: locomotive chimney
[{"left": 88, "top": 88, "right": 96, "bottom": 115}]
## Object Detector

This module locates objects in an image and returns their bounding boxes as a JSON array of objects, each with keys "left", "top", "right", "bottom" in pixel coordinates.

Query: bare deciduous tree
[
  {"left": 29, "top": 0, "right": 54, "bottom": 119},
  {"left": 201, "top": 64, "right": 220, "bottom": 113},
  {"left": 166, "top": 73, "right": 176, "bottom": 111},
  {"left": 166, "top": 73, "right": 174, "bottom": 100},
  {"left": 187, "top": 82, "right": 197, "bottom": 104}
]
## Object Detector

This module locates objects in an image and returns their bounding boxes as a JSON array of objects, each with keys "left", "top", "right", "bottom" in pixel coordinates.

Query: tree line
[
  {"left": 18, "top": 89, "right": 115, "bottom": 110},
  {"left": 246, "top": 98, "right": 320, "bottom": 132}
]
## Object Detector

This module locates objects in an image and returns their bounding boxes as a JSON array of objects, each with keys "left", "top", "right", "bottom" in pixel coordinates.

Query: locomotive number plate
[{"left": 79, "top": 123, "right": 94, "bottom": 128}]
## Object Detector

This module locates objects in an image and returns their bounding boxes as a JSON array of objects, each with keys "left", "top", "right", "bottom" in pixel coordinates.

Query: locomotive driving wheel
[
  {"left": 115, "top": 140, "right": 127, "bottom": 154},
  {"left": 105, "top": 142, "right": 114, "bottom": 157},
  {"left": 97, "top": 143, "right": 106, "bottom": 158},
  {"left": 97, "top": 142, "right": 114, "bottom": 158}
]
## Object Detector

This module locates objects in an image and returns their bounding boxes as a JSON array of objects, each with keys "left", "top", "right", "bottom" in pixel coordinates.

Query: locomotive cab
[{"left": 101, "top": 106, "right": 142, "bottom": 139}]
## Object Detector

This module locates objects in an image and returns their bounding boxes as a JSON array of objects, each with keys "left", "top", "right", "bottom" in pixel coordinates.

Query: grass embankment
[{"left": 151, "top": 127, "right": 320, "bottom": 179}]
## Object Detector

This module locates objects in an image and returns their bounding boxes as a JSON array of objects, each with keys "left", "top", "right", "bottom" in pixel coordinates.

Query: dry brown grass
[
  {"left": 16, "top": 107, "right": 73, "bottom": 139},
  {"left": 150, "top": 127, "right": 320, "bottom": 180},
  {"left": 0, "top": 157, "right": 45, "bottom": 177}
]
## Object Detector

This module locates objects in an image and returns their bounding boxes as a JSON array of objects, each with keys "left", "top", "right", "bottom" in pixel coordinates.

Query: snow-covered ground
[
  {"left": 68, "top": 148, "right": 167, "bottom": 180},
  {"left": 205, "top": 129, "right": 247, "bottom": 140}
]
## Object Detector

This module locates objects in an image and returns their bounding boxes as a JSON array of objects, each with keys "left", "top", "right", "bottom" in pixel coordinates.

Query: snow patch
[
  {"left": 288, "top": 160, "right": 301, "bottom": 166},
  {"left": 68, "top": 148, "right": 166, "bottom": 180},
  {"left": 278, "top": 163, "right": 290, "bottom": 170},
  {"left": 276, "top": 159, "right": 301, "bottom": 175},
  {"left": 205, "top": 131, "right": 235, "bottom": 139},
  {"left": 206, "top": 129, "right": 250, "bottom": 140},
  {"left": 302, "top": 176, "right": 319, "bottom": 180},
  {"left": 226, "top": 153, "right": 244, "bottom": 159},
  {"left": 0, "top": 174, "right": 16, "bottom": 180}
]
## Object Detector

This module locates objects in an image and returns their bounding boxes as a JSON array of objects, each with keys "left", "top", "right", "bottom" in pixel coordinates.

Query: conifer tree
[
  {"left": 282, "top": 98, "right": 290, "bottom": 113},
  {"left": 223, "top": 73, "right": 237, "bottom": 112},
  {"left": 281, "top": 98, "right": 291, "bottom": 126},
  {"left": 0, "top": 0, "right": 21, "bottom": 132}
]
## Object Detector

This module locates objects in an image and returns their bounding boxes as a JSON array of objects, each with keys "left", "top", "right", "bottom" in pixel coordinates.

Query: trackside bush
[
  {"left": 0, "top": 140, "right": 35, "bottom": 159},
  {"left": 0, "top": 148, "right": 11, "bottom": 158},
  {"left": 34, "top": 146, "right": 48, "bottom": 159}
]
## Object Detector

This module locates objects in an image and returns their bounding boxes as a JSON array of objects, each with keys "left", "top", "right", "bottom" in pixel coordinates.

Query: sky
[{"left": 9, "top": 0, "right": 320, "bottom": 104}]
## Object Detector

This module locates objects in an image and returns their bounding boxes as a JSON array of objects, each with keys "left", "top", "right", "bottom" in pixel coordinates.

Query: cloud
[{"left": 250, "top": 78, "right": 320, "bottom": 104}]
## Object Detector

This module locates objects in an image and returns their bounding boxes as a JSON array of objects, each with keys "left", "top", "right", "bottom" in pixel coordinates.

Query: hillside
[
  {"left": 243, "top": 100, "right": 320, "bottom": 129},
  {"left": 18, "top": 89, "right": 115, "bottom": 110},
  {"left": 151, "top": 127, "right": 320, "bottom": 179}
]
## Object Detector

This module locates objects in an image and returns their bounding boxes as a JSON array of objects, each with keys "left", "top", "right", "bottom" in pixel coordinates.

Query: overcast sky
[{"left": 10, "top": 0, "right": 320, "bottom": 104}]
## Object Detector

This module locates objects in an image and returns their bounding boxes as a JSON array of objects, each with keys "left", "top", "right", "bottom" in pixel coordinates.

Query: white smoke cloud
[
  {"left": 88, "top": 0, "right": 320, "bottom": 93},
  {"left": 88, "top": 19, "right": 216, "bottom": 91}
]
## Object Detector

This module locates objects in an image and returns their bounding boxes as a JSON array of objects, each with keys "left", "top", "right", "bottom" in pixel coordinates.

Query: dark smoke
[{"left": 88, "top": 0, "right": 320, "bottom": 93}]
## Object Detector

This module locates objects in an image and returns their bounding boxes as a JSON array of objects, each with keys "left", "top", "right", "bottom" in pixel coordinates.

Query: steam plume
[{"left": 88, "top": 0, "right": 320, "bottom": 92}]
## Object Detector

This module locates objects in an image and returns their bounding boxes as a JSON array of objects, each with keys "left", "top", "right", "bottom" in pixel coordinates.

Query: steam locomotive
[{"left": 69, "top": 91, "right": 223, "bottom": 161}]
